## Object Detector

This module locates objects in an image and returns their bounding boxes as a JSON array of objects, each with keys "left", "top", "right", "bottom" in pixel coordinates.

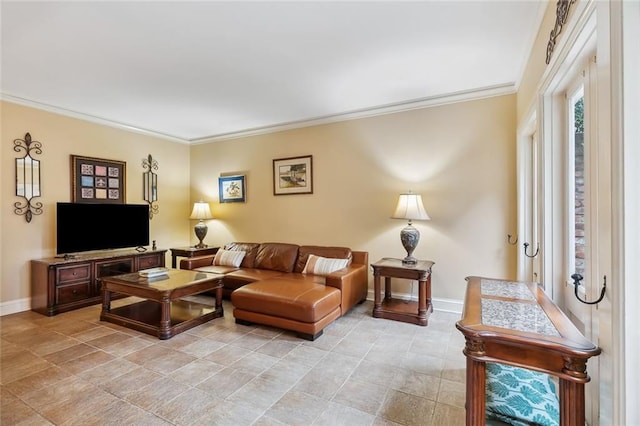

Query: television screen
[{"left": 56, "top": 203, "right": 150, "bottom": 255}]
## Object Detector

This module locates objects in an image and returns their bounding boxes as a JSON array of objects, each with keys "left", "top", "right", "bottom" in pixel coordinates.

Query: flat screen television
[{"left": 56, "top": 203, "right": 150, "bottom": 255}]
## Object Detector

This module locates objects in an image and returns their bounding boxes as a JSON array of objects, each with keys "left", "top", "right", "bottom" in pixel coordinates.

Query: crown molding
[
  {"left": 0, "top": 94, "right": 190, "bottom": 144},
  {"left": 191, "top": 83, "right": 516, "bottom": 144},
  {"left": 3, "top": 83, "right": 515, "bottom": 145}
]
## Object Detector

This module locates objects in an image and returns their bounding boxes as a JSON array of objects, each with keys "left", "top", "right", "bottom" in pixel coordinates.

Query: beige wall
[
  {"left": 191, "top": 94, "right": 518, "bottom": 303},
  {"left": 517, "top": 1, "right": 559, "bottom": 122},
  {"left": 1, "top": 101, "right": 192, "bottom": 309},
  {"left": 1, "top": 94, "right": 517, "bottom": 312}
]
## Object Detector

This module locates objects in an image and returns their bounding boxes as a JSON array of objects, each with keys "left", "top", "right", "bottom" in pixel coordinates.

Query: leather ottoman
[{"left": 231, "top": 279, "right": 342, "bottom": 340}]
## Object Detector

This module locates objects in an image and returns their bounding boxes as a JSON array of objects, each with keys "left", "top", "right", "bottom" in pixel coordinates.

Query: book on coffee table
[{"left": 139, "top": 267, "right": 169, "bottom": 278}]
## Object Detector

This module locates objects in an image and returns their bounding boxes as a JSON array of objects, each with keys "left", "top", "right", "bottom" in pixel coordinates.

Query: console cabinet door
[
  {"left": 94, "top": 258, "right": 135, "bottom": 296},
  {"left": 136, "top": 252, "right": 165, "bottom": 270},
  {"left": 57, "top": 264, "right": 91, "bottom": 284},
  {"left": 55, "top": 263, "right": 92, "bottom": 305},
  {"left": 56, "top": 282, "right": 91, "bottom": 305}
]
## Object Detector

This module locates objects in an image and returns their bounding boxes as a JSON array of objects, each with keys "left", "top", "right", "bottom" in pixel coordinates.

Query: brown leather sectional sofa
[{"left": 180, "top": 242, "right": 369, "bottom": 340}]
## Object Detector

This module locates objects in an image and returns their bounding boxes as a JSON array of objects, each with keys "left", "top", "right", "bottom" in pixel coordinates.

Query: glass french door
[
  {"left": 522, "top": 130, "right": 540, "bottom": 284},
  {"left": 563, "top": 57, "right": 605, "bottom": 425},
  {"left": 563, "top": 63, "right": 593, "bottom": 336}
]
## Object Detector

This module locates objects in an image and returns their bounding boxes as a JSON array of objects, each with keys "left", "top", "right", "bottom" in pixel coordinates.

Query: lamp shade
[
  {"left": 391, "top": 193, "right": 430, "bottom": 221},
  {"left": 190, "top": 201, "right": 213, "bottom": 220}
]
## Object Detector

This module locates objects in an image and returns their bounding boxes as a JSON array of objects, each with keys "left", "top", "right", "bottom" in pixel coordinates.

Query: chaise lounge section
[{"left": 180, "top": 242, "right": 368, "bottom": 340}]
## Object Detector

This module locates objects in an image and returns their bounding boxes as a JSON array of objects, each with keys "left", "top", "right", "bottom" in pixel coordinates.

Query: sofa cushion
[
  {"left": 254, "top": 243, "right": 299, "bottom": 272},
  {"left": 231, "top": 279, "right": 341, "bottom": 323},
  {"left": 214, "top": 249, "right": 246, "bottom": 267},
  {"left": 303, "top": 254, "right": 350, "bottom": 276},
  {"left": 224, "top": 242, "right": 260, "bottom": 268},
  {"left": 294, "top": 246, "right": 352, "bottom": 273},
  {"left": 278, "top": 272, "right": 327, "bottom": 285},
  {"left": 194, "top": 265, "right": 239, "bottom": 275},
  {"left": 225, "top": 268, "right": 287, "bottom": 283}
]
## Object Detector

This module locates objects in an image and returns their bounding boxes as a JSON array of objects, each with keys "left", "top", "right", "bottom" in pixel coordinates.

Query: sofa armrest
[
  {"left": 325, "top": 252, "right": 368, "bottom": 314},
  {"left": 179, "top": 255, "right": 216, "bottom": 270}
]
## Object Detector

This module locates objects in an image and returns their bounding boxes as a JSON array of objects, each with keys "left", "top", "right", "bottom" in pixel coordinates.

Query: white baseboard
[
  {"left": 2, "top": 293, "right": 464, "bottom": 317},
  {"left": 366, "top": 290, "right": 463, "bottom": 315},
  {"left": 0, "top": 298, "right": 31, "bottom": 316}
]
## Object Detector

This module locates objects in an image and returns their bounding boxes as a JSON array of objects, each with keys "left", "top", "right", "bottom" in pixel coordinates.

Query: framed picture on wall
[
  {"left": 71, "top": 155, "right": 126, "bottom": 204},
  {"left": 273, "top": 155, "right": 313, "bottom": 195},
  {"left": 218, "top": 175, "right": 246, "bottom": 203}
]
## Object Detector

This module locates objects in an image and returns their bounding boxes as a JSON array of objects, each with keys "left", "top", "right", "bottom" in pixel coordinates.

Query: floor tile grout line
[{"left": 1, "top": 301, "right": 466, "bottom": 426}]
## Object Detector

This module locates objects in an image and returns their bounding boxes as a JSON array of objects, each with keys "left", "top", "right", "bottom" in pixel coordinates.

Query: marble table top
[{"left": 480, "top": 279, "right": 560, "bottom": 337}]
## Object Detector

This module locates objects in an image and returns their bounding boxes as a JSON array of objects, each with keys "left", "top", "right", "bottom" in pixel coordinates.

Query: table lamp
[
  {"left": 190, "top": 201, "right": 213, "bottom": 248},
  {"left": 391, "top": 191, "right": 430, "bottom": 265}
]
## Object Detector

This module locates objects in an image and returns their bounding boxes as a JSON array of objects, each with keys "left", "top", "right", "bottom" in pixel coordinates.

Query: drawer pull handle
[
  {"left": 571, "top": 273, "right": 607, "bottom": 305},
  {"left": 72, "top": 290, "right": 77, "bottom": 295}
]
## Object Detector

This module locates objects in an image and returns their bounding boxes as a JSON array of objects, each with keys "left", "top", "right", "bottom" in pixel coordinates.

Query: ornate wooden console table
[{"left": 456, "top": 276, "right": 601, "bottom": 426}]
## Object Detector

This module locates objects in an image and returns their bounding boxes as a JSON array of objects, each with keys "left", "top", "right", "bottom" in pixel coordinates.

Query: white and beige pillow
[
  {"left": 303, "top": 254, "right": 350, "bottom": 276},
  {"left": 213, "top": 249, "right": 246, "bottom": 267}
]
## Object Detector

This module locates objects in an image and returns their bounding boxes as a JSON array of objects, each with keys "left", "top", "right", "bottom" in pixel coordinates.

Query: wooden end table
[
  {"left": 371, "top": 257, "right": 435, "bottom": 326},
  {"left": 100, "top": 268, "right": 223, "bottom": 339},
  {"left": 170, "top": 246, "right": 219, "bottom": 268}
]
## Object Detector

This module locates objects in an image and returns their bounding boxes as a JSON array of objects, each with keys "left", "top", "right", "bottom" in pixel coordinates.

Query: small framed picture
[
  {"left": 71, "top": 155, "right": 126, "bottom": 204},
  {"left": 218, "top": 175, "right": 246, "bottom": 203},
  {"left": 273, "top": 155, "right": 313, "bottom": 195}
]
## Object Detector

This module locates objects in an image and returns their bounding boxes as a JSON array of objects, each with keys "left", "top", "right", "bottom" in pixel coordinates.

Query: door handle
[
  {"left": 570, "top": 273, "right": 607, "bottom": 305},
  {"left": 524, "top": 242, "right": 539, "bottom": 258}
]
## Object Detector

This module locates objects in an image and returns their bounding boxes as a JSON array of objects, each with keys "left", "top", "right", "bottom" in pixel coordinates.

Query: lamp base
[
  {"left": 194, "top": 221, "right": 208, "bottom": 249},
  {"left": 400, "top": 223, "right": 420, "bottom": 265},
  {"left": 402, "top": 256, "right": 418, "bottom": 265}
]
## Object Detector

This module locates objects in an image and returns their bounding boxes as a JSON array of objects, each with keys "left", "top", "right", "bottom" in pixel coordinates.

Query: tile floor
[{"left": 1, "top": 298, "right": 467, "bottom": 425}]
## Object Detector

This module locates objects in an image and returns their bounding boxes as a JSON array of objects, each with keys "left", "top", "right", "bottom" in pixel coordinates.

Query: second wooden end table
[
  {"left": 170, "top": 246, "right": 219, "bottom": 268},
  {"left": 371, "top": 257, "right": 435, "bottom": 326}
]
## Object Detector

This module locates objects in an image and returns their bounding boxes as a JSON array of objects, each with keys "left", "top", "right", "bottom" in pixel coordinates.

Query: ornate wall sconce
[
  {"left": 14, "top": 133, "right": 43, "bottom": 223},
  {"left": 546, "top": 0, "right": 577, "bottom": 64},
  {"left": 142, "top": 154, "right": 159, "bottom": 218}
]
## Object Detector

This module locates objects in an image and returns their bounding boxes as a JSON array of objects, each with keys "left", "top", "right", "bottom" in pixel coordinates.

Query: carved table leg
[
  {"left": 560, "top": 379, "right": 585, "bottom": 426},
  {"left": 426, "top": 274, "right": 433, "bottom": 313},
  {"left": 384, "top": 276, "right": 392, "bottom": 300},
  {"left": 100, "top": 287, "right": 111, "bottom": 317},
  {"left": 560, "top": 356, "right": 588, "bottom": 425},
  {"left": 466, "top": 357, "right": 486, "bottom": 425},
  {"left": 159, "top": 296, "right": 171, "bottom": 339},
  {"left": 418, "top": 278, "right": 427, "bottom": 322},
  {"left": 373, "top": 270, "right": 382, "bottom": 317},
  {"left": 464, "top": 337, "right": 487, "bottom": 426},
  {"left": 215, "top": 283, "right": 224, "bottom": 316}
]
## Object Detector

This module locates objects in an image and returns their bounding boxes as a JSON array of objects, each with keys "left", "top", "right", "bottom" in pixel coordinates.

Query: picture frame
[
  {"left": 273, "top": 155, "right": 313, "bottom": 195},
  {"left": 71, "top": 155, "right": 126, "bottom": 204},
  {"left": 218, "top": 175, "right": 246, "bottom": 203}
]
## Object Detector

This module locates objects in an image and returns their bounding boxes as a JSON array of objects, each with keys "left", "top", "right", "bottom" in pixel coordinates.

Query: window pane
[{"left": 573, "top": 95, "right": 585, "bottom": 276}]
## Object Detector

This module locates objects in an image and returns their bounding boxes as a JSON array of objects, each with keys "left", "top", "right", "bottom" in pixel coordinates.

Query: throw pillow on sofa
[
  {"left": 214, "top": 249, "right": 246, "bottom": 267},
  {"left": 303, "top": 254, "right": 349, "bottom": 276}
]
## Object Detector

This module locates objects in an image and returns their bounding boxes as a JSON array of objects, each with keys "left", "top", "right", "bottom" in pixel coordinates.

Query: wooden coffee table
[{"left": 100, "top": 268, "right": 223, "bottom": 339}]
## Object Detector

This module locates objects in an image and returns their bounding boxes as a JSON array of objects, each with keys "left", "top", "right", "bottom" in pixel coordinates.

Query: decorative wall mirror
[
  {"left": 14, "top": 133, "right": 43, "bottom": 223},
  {"left": 142, "top": 154, "right": 159, "bottom": 218}
]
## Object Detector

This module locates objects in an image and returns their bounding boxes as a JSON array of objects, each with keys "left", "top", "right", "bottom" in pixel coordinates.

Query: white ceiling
[{"left": 1, "top": 1, "right": 545, "bottom": 143}]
